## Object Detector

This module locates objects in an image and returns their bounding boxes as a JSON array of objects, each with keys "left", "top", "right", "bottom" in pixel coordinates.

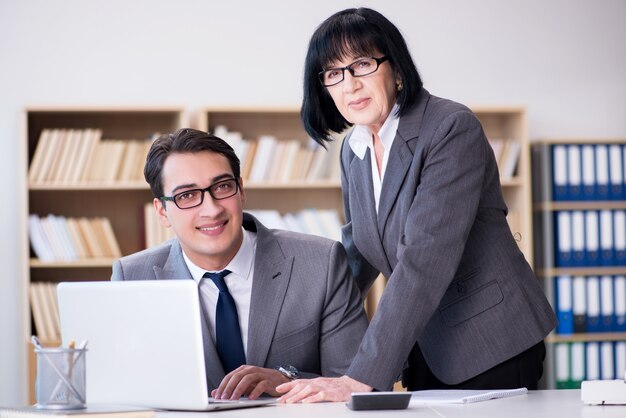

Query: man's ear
[{"left": 154, "top": 198, "right": 172, "bottom": 228}]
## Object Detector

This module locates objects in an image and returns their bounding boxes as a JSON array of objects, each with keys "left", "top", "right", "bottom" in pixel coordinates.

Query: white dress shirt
[
  {"left": 348, "top": 104, "right": 400, "bottom": 213},
  {"left": 183, "top": 228, "right": 256, "bottom": 355}
]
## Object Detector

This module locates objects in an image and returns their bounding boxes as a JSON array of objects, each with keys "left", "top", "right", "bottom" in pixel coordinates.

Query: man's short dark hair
[
  {"left": 301, "top": 7, "right": 422, "bottom": 143},
  {"left": 144, "top": 128, "right": 240, "bottom": 199}
]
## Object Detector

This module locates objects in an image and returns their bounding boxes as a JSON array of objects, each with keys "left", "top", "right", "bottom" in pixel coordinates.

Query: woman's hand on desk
[
  {"left": 276, "top": 375, "right": 372, "bottom": 403},
  {"left": 211, "top": 365, "right": 290, "bottom": 400}
]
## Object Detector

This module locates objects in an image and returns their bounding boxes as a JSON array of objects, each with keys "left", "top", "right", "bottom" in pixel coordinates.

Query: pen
[{"left": 67, "top": 340, "right": 75, "bottom": 402}]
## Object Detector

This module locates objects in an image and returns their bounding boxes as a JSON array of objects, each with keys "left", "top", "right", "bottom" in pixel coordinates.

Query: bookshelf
[
  {"left": 471, "top": 107, "right": 533, "bottom": 265},
  {"left": 21, "top": 105, "right": 533, "bottom": 400},
  {"left": 532, "top": 138, "right": 626, "bottom": 389},
  {"left": 22, "top": 107, "right": 187, "bottom": 402}
]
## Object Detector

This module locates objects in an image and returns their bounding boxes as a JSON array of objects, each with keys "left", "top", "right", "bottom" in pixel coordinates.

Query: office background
[{"left": 1, "top": 0, "right": 625, "bottom": 405}]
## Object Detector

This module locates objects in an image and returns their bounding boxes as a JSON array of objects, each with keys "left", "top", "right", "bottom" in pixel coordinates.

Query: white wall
[{"left": 1, "top": 0, "right": 624, "bottom": 404}]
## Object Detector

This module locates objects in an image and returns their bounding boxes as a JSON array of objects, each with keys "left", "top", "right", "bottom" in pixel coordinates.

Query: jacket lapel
[
  {"left": 154, "top": 240, "right": 225, "bottom": 390},
  {"left": 376, "top": 136, "right": 412, "bottom": 236},
  {"left": 244, "top": 214, "right": 294, "bottom": 367},
  {"left": 377, "top": 88, "right": 431, "bottom": 237},
  {"left": 349, "top": 148, "right": 387, "bottom": 267}
]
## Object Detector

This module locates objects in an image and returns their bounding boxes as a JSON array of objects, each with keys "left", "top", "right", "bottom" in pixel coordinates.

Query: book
[
  {"left": 409, "top": 388, "right": 528, "bottom": 405},
  {"left": 97, "top": 218, "right": 122, "bottom": 258},
  {"left": 28, "top": 130, "right": 52, "bottom": 184},
  {"left": 0, "top": 405, "right": 155, "bottom": 418},
  {"left": 29, "top": 283, "right": 49, "bottom": 340}
]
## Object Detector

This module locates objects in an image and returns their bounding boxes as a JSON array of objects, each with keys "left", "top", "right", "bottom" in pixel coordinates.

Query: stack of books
[
  {"left": 246, "top": 208, "right": 342, "bottom": 242},
  {"left": 29, "top": 282, "right": 61, "bottom": 342},
  {"left": 28, "top": 214, "right": 122, "bottom": 262},
  {"left": 28, "top": 129, "right": 153, "bottom": 185},
  {"left": 487, "top": 138, "right": 521, "bottom": 180},
  {"left": 214, "top": 125, "right": 342, "bottom": 183}
]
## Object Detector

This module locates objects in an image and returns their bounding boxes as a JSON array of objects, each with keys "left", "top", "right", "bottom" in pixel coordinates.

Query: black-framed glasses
[
  {"left": 318, "top": 56, "right": 389, "bottom": 87},
  {"left": 160, "top": 178, "right": 240, "bottom": 209}
]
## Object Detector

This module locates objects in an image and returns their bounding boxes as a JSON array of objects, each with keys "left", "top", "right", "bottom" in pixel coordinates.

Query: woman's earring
[{"left": 397, "top": 80, "right": 404, "bottom": 92}]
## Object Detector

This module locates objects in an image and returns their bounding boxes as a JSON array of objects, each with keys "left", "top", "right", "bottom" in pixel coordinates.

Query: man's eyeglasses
[
  {"left": 318, "top": 56, "right": 389, "bottom": 87},
  {"left": 160, "top": 178, "right": 239, "bottom": 210}
]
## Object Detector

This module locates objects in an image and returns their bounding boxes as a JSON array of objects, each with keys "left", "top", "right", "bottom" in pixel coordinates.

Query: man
[{"left": 111, "top": 128, "right": 367, "bottom": 401}]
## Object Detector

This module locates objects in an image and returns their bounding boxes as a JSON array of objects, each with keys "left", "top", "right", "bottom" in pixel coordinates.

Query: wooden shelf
[
  {"left": 28, "top": 181, "right": 343, "bottom": 191},
  {"left": 30, "top": 258, "right": 117, "bottom": 268},
  {"left": 534, "top": 201, "right": 626, "bottom": 211},
  {"left": 538, "top": 267, "right": 626, "bottom": 277},
  {"left": 546, "top": 332, "right": 626, "bottom": 344}
]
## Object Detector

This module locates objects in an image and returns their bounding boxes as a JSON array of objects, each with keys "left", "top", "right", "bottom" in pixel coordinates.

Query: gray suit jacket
[
  {"left": 112, "top": 213, "right": 368, "bottom": 391},
  {"left": 342, "top": 88, "right": 556, "bottom": 390}
]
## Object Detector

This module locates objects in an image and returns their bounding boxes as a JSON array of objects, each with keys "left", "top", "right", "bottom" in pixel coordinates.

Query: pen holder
[{"left": 35, "top": 347, "right": 87, "bottom": 410}]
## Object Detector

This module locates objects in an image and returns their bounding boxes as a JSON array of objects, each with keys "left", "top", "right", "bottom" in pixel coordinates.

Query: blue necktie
[{"left": 203, "top": 270, "right": 246, "bottom": 374}]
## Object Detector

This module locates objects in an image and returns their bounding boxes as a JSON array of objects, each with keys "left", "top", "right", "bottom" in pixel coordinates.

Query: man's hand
[
  {"left": 211, "top": 365, "right": 290, "bottom": 400},
  {"left": 276, "top": 375, "right": 372, "bottom": 403}
]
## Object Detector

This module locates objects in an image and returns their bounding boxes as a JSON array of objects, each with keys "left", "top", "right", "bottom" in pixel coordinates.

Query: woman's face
[{"left": 324, "top": 52, "right": 399, "bottom": 133}]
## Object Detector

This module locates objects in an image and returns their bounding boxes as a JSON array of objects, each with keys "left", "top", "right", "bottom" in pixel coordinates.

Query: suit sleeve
[
  {"left": 346, "top": 110, "right": 488, "bottom": 390},
  {"left": 111, "top": 259, "right": 125, "bottom": 281},
  {"left": 340, "top": 137, "right": 380, "bottom": 296},
  {"left": 319, "top": 240, "right": 369, "bottom": 377}
]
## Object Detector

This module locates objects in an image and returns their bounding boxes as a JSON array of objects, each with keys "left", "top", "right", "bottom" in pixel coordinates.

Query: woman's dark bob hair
[{"left": 302, "top": 7, "right": 422, "bottom": 144}]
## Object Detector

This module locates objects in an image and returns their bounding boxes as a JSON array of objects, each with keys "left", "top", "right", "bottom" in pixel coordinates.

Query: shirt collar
[
  {"left": 348, "top": 103, "right": 400, "bottom": 159},
  {"left": 184, "top": 227, "right": 256, "bottom": 283}
]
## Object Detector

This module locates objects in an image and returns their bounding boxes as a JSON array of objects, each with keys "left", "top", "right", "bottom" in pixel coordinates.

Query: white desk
[{"left": 159, "top": 390, "right": 625, "bottom": 418}]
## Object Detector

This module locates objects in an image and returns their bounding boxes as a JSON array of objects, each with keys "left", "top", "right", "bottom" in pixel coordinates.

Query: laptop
[{"left": 57, "top": 280, "right": 274, "bottom": 411}]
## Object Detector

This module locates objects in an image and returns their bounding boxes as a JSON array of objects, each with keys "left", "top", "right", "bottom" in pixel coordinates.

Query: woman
[{"left": 277, "top": 7, "right": 556, "bottom": 403}]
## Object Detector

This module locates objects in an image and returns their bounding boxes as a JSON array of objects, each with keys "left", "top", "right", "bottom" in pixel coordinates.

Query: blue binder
[
  {"left": 614, "top": 276, "right": 626, "bottom": 332},
  {"left": 609, "top": 145, "right": 625, "bottom": 200},
  {"left": 555, "top": 211, "right": 572, "bottom": 267},
  {"left": 596, "top": 145, "right": 610, "bottom": 201},
  {"left": 585, "top": 211, "right": 600, "bottom": 266},
  {"left": 552, "top": 145, "right": 569, "bottom": 201},
  {"left": 581, "top": 145, "right": 597, "bottom": 200},
  {"left": 568, "top": 145, "right": 583, "bottom": 200},
  {"left": 571, "top": 211, "right": 586, "bottom": 267},
  {"left": 600, "top": 276, "right": 615, "bottom": 332},
  {"left": 556, "top": 276, "right": 574, "bottom": 334},
  {"left": 613, "top": 210, "right": 626, "bottom": 265},
  {"left": 586, "top": 276, "right": 603, "bottom": 332},
  {"left": 573, "top": 276, "right": 587, "bottom": 333},
  {"left": 599, "top": 210, "right": 614, "bottom": 266}
]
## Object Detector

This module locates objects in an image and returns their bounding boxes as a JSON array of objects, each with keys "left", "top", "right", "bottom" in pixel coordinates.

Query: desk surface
[{"left": 158, "top": 390, "right": 625, "bottom": 418}]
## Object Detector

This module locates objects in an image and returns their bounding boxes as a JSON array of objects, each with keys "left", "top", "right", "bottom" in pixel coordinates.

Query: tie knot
[{"left": 203, "top": 270, "right": 232, "bottom": 293}]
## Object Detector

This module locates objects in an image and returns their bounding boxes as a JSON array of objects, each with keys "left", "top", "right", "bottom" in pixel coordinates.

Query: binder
[
  {"left": 571, "top": 211, "right": 585, "bottom": 266},
  {"left": 581, "top": 144, "right": 596, "bottom": 200},
  {"left": 585, "top": 211, "right": 600, "bottom": 266},
  {"left": 556, "top": 211, "right": 572, "bottom": 267},
  {"left": 600, "top": 275, "right": 615, "bottom": 332},
  {"left": 600, "top": 341, "right": 615, "bottom": 380},
  {"left": 615, "top": 276, "right": 626, "bottom": 332},
  {"left": 556, "top": 276, "right": 574, "bottom": 334},
  {"left": 573, "top": 276, "right": 587, "bottom": 333},
  {"left": 571, "top": 342, "right": 585, "bottom": 389},
  {"left": 595, "top": 145, "right": 610, "bottom": 201},
  {"left": 555, "top": 343, "right": 571, "bottom": 389},
  {"left": 614, "top": 210, "right": 626, "bottom": 265},
  {"left": 568, "top": 145, "right": 582, "bottom": 200},
  {"left": 552, "top": 145, "right": 568, "bottom": 201},
  {"left": 586, "top": 276, "right": 602, "bottom": 332},
  {"left": 600, "top": 210, "right": 614, "bottom": 266},
  {"left": 615, "top": 341, "right": 626, "bottom": 381},
  {"left": 586, "top": 342, "right": 601, "bottom": 381},
  {"left": 609, "top": 144, "right": 624, "bottom": 200}
]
